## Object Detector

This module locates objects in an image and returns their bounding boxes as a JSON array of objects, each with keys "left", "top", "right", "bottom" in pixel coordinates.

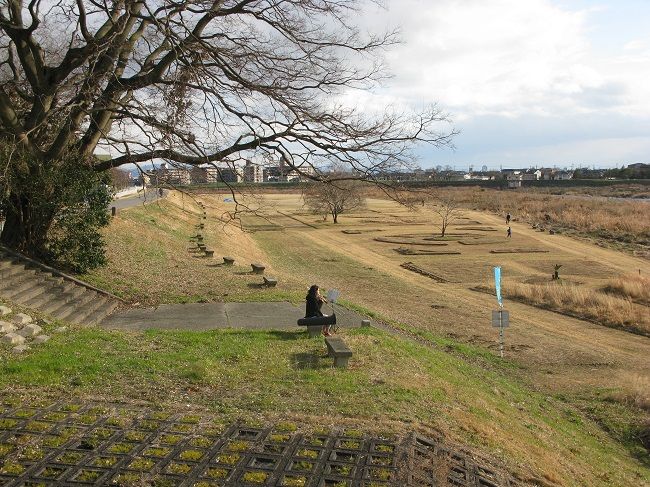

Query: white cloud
[
  {"left": 341, "top": 0, "right": 650, "bottom": 167},
  {"left": 352, "top": 0, "right": 650, "bottom": 117}
]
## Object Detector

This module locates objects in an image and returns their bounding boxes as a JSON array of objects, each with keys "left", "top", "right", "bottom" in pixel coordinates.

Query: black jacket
[{"left": 305, "top": 294, "right": 324, "bottom": 317}]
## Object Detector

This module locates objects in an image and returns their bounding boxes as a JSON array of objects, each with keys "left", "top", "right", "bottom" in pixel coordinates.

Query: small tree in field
[
  {"left": 303, "top": 180, "right": 364, "bottom": 224},
  {"left": 431, "top": 196, "right": 464, "bottom": 237}
]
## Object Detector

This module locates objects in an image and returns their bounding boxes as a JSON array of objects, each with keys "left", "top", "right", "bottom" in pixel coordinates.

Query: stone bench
[
  {"left": 262, "top": 276, "right": 277, "bottom": 287},
  {"left": 204, "top": 249, "right": 215, "bottom": 258},
  {"left": 297, "top": 314, "right": 336, "bottom": 338},
  {"left": 223, "top": 256, "right": 235, "bottom": 265},
  {"left": 251, "top": 263, "right": 265, "bottom": 274},
  {"left": 325, "top": 336, "right": 352, "bottom": 368}
]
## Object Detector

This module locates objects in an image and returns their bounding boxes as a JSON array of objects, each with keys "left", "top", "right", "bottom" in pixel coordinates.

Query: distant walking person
[
  {"left": 305, "top": 285, "right": 330, "bottom": 336},
  {"left": 505, "top": 212, "right": 511, "bottom": 224},
  {"left": 507, "top": 226, "right": 512, "bottom": 238}
]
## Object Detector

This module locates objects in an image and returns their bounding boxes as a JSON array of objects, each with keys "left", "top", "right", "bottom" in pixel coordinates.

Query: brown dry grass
[
  {"left": 623, "top": 375, "right": 650, "bottom": 412},
  {"left": 502, "top": 281, "right": 650, "bottom": 336},
  {"left": 83, "top": 192, "right": 279, "bottom": 305},
  {"left": 431, "top": 187, "right": 650, "bottom": 256},
  {"left": 604, "top": 274, "right": 650, "bottom": 305}
]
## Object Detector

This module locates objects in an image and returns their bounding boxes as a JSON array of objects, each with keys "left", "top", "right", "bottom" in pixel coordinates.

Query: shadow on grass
[
  {"left": 247, "top": 283, "right": 265, "bottom": 289},
  {"left": 267, "top": 330, "right": 304, "bottom": 341},
  {"left": 206, "top": 263, "right": 226, "bottom": 268},
  {"left": 290, "top": 351, "right": 327, "bottom": 370}
]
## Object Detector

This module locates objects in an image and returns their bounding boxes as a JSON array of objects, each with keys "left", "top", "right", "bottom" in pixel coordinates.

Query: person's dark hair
[{"left": 307, "top": 285, "right": 319, "bottom": 299}]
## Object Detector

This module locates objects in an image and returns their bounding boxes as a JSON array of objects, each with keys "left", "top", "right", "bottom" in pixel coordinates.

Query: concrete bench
[
  {"left": 251, "top": 263, "right": 265, "bottom": 274},
  {"left": 325, "top": 336, "right": 352, "bottom": 368},
  {"left": 223, "top": 256, "right": 235, "bottom": 265},
  {"left": 297, "top": 314, "right": 336, "bottom": 338},
  {"left": 204, "top": 249, "right": 215, "bottom": 258},
  {"left": 262, "top": 276, "right": 277, "bottom": 287}
]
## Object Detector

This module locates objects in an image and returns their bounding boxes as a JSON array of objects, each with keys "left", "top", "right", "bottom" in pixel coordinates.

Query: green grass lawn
[{"left": 0, "top": 324, "right": 647, "bottom": 486}]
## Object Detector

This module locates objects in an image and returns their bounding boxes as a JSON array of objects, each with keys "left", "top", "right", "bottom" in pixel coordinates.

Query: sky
[{"left": 353, "top": 0, "right": 650, "bottom": 170}]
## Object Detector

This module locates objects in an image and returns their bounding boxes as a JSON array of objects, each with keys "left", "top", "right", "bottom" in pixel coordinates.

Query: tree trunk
[
  {"left": 332, "top": 211, "right": 338, "bottom": 223},
  {"left": 0, "top": 192, "right": 53, "bottom": 257}
]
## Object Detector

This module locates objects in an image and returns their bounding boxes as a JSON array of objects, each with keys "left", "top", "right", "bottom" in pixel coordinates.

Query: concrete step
[
  {"left": 52, "top": 282, "right": 85, "bottom": 300},
  {"left": 0, "top": 263, "right": 26, "bottom": 280},
  {"left": 43, "top": 289, "right": 96, "bottom": 317},
  {"left": 46, "top": 278, "right": 75, "bottom": 294},
  {"left": 66, "top": 296, "right": 111, "bottom": 325},
  {"left": 11, "top": 280, "right": 50, "bottom": 305},
  {"left": 23, "top": 289, "right": 66, "bottom": 309},
  {"left": 0, "top": 269, "right": 38, "bottom": 293},
  {"left": 1, "top": 249, "right": 121, "bottom": 326},
  {"left": 1, "top": 276, "right": 42, "bottom": 299},
  {"left": 51, "top": 291, "right": 98, "bottom": 321},
  {"left": 82, "top": 300, "right": 120, "bottom": 325}
]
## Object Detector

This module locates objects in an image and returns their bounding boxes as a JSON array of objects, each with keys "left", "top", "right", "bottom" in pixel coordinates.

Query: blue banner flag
[{"left": 494, "top": 266, "right": 503, "bottom": 308}]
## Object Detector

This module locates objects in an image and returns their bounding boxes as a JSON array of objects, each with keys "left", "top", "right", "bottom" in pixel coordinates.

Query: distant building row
[
  {"left": 145, "top": 160, "right": 314, "bottom": 186},
  {"left": 375, "top": 167, "right": 574, "bottom": 183}
]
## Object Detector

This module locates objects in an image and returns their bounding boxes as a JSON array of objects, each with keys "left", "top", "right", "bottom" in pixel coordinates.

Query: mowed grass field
[{"left": 4, "top": 190, "right": 647, "bottom": 486}]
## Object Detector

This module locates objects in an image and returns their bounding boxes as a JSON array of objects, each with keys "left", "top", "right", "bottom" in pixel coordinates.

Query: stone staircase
[{"left": 0, "top": 246, "right": 121, "bottom": 326}]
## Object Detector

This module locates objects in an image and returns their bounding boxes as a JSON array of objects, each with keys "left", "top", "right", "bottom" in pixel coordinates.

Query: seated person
[{"left": 305, "top": 284, "right": 331, "bottom": 336}]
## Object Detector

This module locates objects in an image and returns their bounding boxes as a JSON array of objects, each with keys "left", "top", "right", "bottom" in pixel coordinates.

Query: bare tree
[
  {"left": 303, "top": 179, "right": 364, "bottom": 224},
  {"left": 109, "top": 168, "right": 132, "bottom": 191},
  {"left": 431, "top": 195, "right": 464, "bottom": 237},
  {"left": 0, "top": 0, "right": 456, "bottom": 253}
]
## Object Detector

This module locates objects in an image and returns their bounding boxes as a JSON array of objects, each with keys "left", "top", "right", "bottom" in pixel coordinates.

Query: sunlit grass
[{"left": 499, "top": 281, "right": 649, "bottom": 336}]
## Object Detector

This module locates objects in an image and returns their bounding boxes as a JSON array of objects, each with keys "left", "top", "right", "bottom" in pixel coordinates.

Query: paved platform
[{"left": 101, "top": 302, "right": 366, "bottom": 332}]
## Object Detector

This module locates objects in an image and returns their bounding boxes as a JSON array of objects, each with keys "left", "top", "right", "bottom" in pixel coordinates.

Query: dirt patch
[
  {"left": 490, "top": 249, "right": 549, "bottom": 254},
  {"left": 375, "top": 238, "right": 448, "bottom": 246},
  {"left": 400, "top": 262, "right": 450, "bottom": 283},
  {"left": 457, "top": 239, "right": 504, "bottom": 245},
  {"left": 342, "top": 229, "right": 381, "bottom": 234},
  {"left": 455, "top": 227, "right": 499, "bottom": 232},
  {"left": 454, "top": 220, "right": 483, "bottom": 225},
  {"left": 363, "top": 219, "right": 427, "bottom": 225},
  {"left": 394, "top": 248, "right": 461, "bottom": 256}
]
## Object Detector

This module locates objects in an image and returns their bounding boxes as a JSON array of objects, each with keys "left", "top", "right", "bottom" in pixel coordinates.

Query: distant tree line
[{"left": 601, "top": 165, "right": 650, "bottom": 180}]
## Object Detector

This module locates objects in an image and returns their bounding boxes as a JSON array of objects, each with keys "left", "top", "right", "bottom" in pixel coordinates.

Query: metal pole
[
  {"left": 499, "top": 324, "right": 504, "bottom": 358},
  {"left": 499, "top": 309, "right": 504, "bottom": 358}
]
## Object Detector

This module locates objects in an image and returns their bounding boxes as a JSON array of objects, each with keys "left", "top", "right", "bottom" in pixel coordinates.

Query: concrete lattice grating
[{"left": 0, "top": 401, "right": 513, "bottom": 486}]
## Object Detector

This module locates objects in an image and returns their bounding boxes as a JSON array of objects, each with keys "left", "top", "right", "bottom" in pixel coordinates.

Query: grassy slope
[
  {"left": 1, "top": 324, "right": 647, "bottom": 486},
  {"left": 5, "top": 193, "right": 643, "bottom": 486},
  {"left": 83, "top": 194, "right": 302, "bottom": 305},
  {"left": 251, "top": 224, "right": 650, "bottom": 486}
]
